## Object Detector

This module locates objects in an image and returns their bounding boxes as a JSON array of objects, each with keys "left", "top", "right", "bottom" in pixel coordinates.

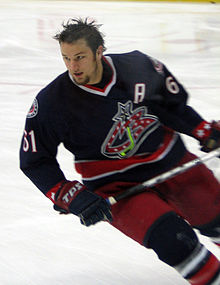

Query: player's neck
[
  {"left": 88, "top": 57, "right": 112, "bottom": 89},
  {"left": 88, "top": 59, "right": 103, "bottom": 85}
]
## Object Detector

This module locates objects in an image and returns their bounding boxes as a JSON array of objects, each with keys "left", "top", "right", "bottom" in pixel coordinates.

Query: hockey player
[{"left": 19, "top": 18, "right": 220, "bottom": 284}]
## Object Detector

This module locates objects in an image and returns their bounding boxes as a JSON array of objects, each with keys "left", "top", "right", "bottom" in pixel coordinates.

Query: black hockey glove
[
  {"left": 46, "top": 180, "right": 112, "bottom": 226},
  {"left": 200, "top": 121, "right": 220, "bottom": 153}
]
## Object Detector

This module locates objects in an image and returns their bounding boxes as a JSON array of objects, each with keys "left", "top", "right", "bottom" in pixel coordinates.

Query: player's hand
[
  {"left": 47, "top": 180, "right": 112, "bottom": 226},
  {"left": 200, "top": 121, "right": 220, "bottom": 153}
]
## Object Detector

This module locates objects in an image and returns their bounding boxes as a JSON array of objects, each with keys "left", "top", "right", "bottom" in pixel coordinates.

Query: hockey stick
[{"left": 106, "top": 147, "right": 220, "bottom": 206}]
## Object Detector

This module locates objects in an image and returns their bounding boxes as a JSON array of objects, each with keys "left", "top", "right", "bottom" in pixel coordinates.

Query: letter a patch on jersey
[{"left": 101, "top": 101, "right": 160, "bottom": 158}]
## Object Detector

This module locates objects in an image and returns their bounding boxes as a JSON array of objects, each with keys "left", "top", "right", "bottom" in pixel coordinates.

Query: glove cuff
[
  {"left": 191, "top": 121, "right": 212, "bottom": 141},
  {"left": 46, "top": 180, "right": 67, "bottom": 203}
]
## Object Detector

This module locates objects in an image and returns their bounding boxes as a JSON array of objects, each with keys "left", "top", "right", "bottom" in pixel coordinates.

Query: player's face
[{"left": 60, "top": 39, "right": 103, "bottom": 85}]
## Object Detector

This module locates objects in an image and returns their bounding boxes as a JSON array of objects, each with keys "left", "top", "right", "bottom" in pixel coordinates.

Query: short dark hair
[{"left": 53, "top": 18, "right": 106, "bottom": 54}]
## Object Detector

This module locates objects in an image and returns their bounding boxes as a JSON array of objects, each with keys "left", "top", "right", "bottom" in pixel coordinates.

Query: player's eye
[
  {"left": 63, "top": 56, "right": 70, "bottom": 61},
  {"left": 76, "top": 55, "right": 85, "bottom": 61}
]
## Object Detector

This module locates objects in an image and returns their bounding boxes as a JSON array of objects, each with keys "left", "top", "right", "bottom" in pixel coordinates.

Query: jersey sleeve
[
  {"left": 19, "top": 96, "right": 66, "bottom": 195},
  {"left": 147, "top": 58, "right": 206, "bottom": 138}
]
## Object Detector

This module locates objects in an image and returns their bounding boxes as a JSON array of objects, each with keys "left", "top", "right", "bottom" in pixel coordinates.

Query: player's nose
[{"left": 68, "top": 60, "right": 79, "bottom": 72}]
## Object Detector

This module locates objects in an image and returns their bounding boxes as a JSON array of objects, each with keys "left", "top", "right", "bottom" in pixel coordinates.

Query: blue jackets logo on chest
[{"left": 101, "top": 101, "right": 160, "bottom": 159}]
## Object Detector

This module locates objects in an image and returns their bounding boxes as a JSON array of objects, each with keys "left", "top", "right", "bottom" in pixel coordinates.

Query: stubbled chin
[{"left": 74, "top": 76, "right": 90, "bottom": 86}]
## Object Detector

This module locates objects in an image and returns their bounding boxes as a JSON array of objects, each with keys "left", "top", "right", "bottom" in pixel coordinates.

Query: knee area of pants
[{"left": 145, "top": 213, "right": 198, "bottom": 266}]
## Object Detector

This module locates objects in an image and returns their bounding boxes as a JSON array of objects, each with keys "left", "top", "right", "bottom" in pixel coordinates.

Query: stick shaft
[{"left": 106, "top": 147, "right": 220, "bottom": 205}]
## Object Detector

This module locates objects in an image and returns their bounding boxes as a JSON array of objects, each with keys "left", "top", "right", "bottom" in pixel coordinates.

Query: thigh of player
[
  {"left": 96, "top": 182, "right": 174, "bottom": 246},
  {"left": 158, "top": 151, "right": 220, "bottom": 227}
]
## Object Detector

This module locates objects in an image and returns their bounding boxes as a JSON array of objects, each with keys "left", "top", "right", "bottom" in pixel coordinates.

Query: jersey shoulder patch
[
  {"left": 27, "top": 98, "right": 38, "bottom": 119},
  {"left": 149, "top": 56, "right": 164, "bottom": 75}
]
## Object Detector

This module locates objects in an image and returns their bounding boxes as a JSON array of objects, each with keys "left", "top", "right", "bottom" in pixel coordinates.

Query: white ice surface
[{"left": 0, "top": 1, "right": 220, "bottom": 284}]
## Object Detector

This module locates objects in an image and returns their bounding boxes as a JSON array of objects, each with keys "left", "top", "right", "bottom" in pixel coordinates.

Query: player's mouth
[{"left": 74, "top": 72, "right": 83, "bottom": 77}]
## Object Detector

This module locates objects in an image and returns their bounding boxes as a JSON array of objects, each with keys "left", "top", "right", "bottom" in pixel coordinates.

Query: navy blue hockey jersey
[{"left": 20, "top": 51, "right": 204, "bottom": 195}]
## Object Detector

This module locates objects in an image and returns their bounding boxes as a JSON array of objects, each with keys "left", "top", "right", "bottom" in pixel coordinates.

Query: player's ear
[{"left": 96, "top": 45, "right": 103, "bottom": 60}]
